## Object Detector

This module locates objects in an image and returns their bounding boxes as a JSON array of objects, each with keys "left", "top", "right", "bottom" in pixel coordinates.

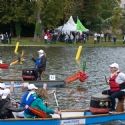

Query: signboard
[
  {"left": 61, "top": 119, "right": 85, "bottom": 125},
  {"left": 49, "top": 75, "right": 56, "bottom": 81}
]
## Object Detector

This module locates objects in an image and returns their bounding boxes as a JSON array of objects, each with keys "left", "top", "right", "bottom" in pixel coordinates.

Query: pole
[{"left": 53, "top": 91, "right": 62, "bottom": 118}]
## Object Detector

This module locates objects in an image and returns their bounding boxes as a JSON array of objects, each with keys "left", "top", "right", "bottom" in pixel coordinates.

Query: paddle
[
  {"left": 105, "top": 75, "right": 109, "bottom": 85},
  {"left": 10, "top": 50, "right": 25, "bottom": 66},
  {"left": 53, "top": 90, "right": 62, "bottom": 118}
]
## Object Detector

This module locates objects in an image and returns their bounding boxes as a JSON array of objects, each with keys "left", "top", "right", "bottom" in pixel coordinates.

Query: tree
[
  {"left": 102, "top": 0, "right": 122, "bottom": 34},
  {"left": 0, "top": 0, "right": 34, "bottom": 38}
]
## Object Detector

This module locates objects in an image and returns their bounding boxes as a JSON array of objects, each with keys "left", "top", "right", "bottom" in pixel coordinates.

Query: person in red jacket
[{"left": 102, "top": 63, "right": 125, "bottom": 111}]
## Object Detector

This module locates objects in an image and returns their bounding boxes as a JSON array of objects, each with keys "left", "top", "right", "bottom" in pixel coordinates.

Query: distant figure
[
  {"left": 44, "top": 34, "right": 48, "bottom": 43},
  {"left": 123, "top": 34, "right": 125, "bottom": 44},
  {"left": 94, "top": 33, "right": 97, "bottom": 44},
  {"left": 32, "top": 49, "right": 47, "bottom": 80},
  {"left": 112, "top": 35, "right": 117, "bottom": 44},
  {"left": 0, "top": 56, "right": 3, "bottom": 64}
]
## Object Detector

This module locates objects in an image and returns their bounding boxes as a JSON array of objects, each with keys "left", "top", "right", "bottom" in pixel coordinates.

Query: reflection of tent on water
[{"left": 57, "top": 16, "right": 89, "bottom": 34}]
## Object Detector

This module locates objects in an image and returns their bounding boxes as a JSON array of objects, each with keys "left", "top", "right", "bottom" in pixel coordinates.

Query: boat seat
[{"left": 116, "top": 96, "right": 125, "bottom": 112}]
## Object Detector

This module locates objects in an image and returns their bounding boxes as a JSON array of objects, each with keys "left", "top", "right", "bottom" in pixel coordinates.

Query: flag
[{"left": 76, "top": 18, "right": 88, "bottom": 32}]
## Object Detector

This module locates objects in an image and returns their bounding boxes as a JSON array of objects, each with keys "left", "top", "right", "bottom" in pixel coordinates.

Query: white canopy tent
[
  {"left": 57, "top": 16, "right": 76, "bottom": 34},
  {"left": 56, "top": 16, "right": 89, "bottom": 34}
]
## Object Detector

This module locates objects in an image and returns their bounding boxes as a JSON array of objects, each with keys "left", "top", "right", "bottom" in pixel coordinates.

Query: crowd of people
[
  {"left": 0, "top": 32, "right": 11, "bottom": 44},
  {"left": 43, "top": 30, "right": 89, "bottom": 44},
  {"left": 0, "top": 30, "right": 125, "bottom": 45},
  {"left": 43, "top": 30, "right": 125, "bottom": 44}
]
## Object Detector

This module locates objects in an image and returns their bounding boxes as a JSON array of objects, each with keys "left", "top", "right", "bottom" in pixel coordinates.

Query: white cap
[
  {"left": 0, "top": 83, "right": 6, "bottom": 89},
  {"left": 109, "top": 63, "right": 119, "bottom": 69},
  {"left": 38, "top": 49, "right": 44, "bottom": 54},
  {"left": 28, "top": 84, "right": 38, "bottom": 90},
  {"left": 2, "top": 89, "right": 10, "bottom": 99}
]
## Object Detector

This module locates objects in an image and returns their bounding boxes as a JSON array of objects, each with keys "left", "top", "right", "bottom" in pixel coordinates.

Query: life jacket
[{"left": 109, "top": 72, "right": 120, "bottom": 92}]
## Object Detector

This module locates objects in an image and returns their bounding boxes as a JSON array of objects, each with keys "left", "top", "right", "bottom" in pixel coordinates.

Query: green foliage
[
  {"left": 0, "top": 0, "right": 124, "bottom": 37},
  {"left": 15, "top": 22, "right": 22, "bottom": 37},
  {"left": 42, "top": 0, "right": 64, "bottom": 28},
  {"left": 35, "top": 21, "right": 42, "bottom": 36}
]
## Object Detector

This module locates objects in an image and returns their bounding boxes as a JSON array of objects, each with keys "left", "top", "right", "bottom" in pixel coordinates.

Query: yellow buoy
[
  {"left": 75, "top": 46, "right": 83, "bottom": 61},
  {"left": 14, "top": 42, "right": 19, "bottom": 54}
]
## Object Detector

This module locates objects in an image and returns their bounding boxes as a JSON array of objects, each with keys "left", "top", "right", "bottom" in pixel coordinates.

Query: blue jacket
[{"left": 20, "top": 91, "right": 37, "bottom": 107}]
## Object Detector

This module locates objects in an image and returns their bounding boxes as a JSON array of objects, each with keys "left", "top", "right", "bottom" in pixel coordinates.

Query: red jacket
[{"left": 109, "top": 73, "right": 120, "bottom": 92}]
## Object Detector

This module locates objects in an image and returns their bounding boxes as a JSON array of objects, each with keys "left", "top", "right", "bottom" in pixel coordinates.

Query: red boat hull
[{"left": 0, "top": 64, "right": 9, "bottom": 69}]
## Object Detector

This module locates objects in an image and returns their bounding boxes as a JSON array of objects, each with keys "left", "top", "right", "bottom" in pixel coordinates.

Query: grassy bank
[{"left": 1, "top": 37, "right": 125, "bottom": 47}]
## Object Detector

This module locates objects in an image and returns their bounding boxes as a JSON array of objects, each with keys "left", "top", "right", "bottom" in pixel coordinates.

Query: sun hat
[
  {"left": 0, "top": 83, "right": 6, "bottom": 89},
  {"left": 28, "top": 84, "right": 38, "bottom": 90},
  {"left": 2, "top": 88, "right": 10, "bottom": 99},
  {"left": 109, "top": 63, "right": 119, "bottom": 69},
  {"left": 38, "top": 49, "right": 44, "bottom": 54}
]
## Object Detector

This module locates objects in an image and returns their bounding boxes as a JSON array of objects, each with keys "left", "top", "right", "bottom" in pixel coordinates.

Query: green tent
[{"left": 76, "top": 18, "right": 88, "bottom": 32}]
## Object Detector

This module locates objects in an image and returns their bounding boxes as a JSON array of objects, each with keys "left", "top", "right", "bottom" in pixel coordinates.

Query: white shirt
[
  {"left": 116, "top": 72, "right": 125, "bottom": 84},
  {"left": 115, "top": 72, "right": 125, "bottom": 91},
  {"left": 44, "top": 35, "right": 48, "bottom": 40}
]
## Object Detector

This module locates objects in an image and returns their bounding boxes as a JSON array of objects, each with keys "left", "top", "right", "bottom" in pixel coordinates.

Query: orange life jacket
[{"left": 109, "top": 72, "right": 120, "bottom": 92}]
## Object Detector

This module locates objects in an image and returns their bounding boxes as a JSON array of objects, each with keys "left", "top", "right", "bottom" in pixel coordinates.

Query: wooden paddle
[
  {"left": 10, "top": 50, "right": 25, "bottom": 66},
  {"left": 105, "top": 75, "right": 109, "bottom": 85}
]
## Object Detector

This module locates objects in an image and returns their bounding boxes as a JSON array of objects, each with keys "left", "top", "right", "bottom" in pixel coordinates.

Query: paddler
[
  {"left": 102, "top": 63, "right": 125, "bottom": 111},
  {"left": 32, "top": 49, "right": 47, "bottom": 80},
  {"left": 24, "top": 88, "right": 61, "bottom": 118},
  {"left": 0, "top": 84, "right": 14, "bottom": 119}
]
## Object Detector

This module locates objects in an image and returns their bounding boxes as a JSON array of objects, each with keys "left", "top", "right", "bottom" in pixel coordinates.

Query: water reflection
[{"left": 0, "top": 46, "right": 125, "bottom": 124}]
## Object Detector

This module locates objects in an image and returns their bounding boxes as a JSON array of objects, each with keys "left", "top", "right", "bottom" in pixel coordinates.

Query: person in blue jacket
[
  {"left": 20, "top": 84, "right": 38, "bottom": 117},
  {"left": 24, "top": 88, "right": 61, "bottom": 118},
  {"left": 32, "top": 49, "right": 47, "bottom": 80}
]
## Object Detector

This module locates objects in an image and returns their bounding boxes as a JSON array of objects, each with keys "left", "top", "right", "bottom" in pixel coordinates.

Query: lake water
[{"left": 1, "top": 46, "right": 125, "bottom": 124}]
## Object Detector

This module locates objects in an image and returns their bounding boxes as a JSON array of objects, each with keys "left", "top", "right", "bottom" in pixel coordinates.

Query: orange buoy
[
  {"left": 64, "top": 72, "right": 80, "bottom": 84},
  {"left": 65, "top": 71, "right": 88, "bottom": 84},
  {"left": 78, "top": 71, "right": 88, "bottom": 82},
  {"left": 28, "top": 107, "right": 47, "bottom": 118}
]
